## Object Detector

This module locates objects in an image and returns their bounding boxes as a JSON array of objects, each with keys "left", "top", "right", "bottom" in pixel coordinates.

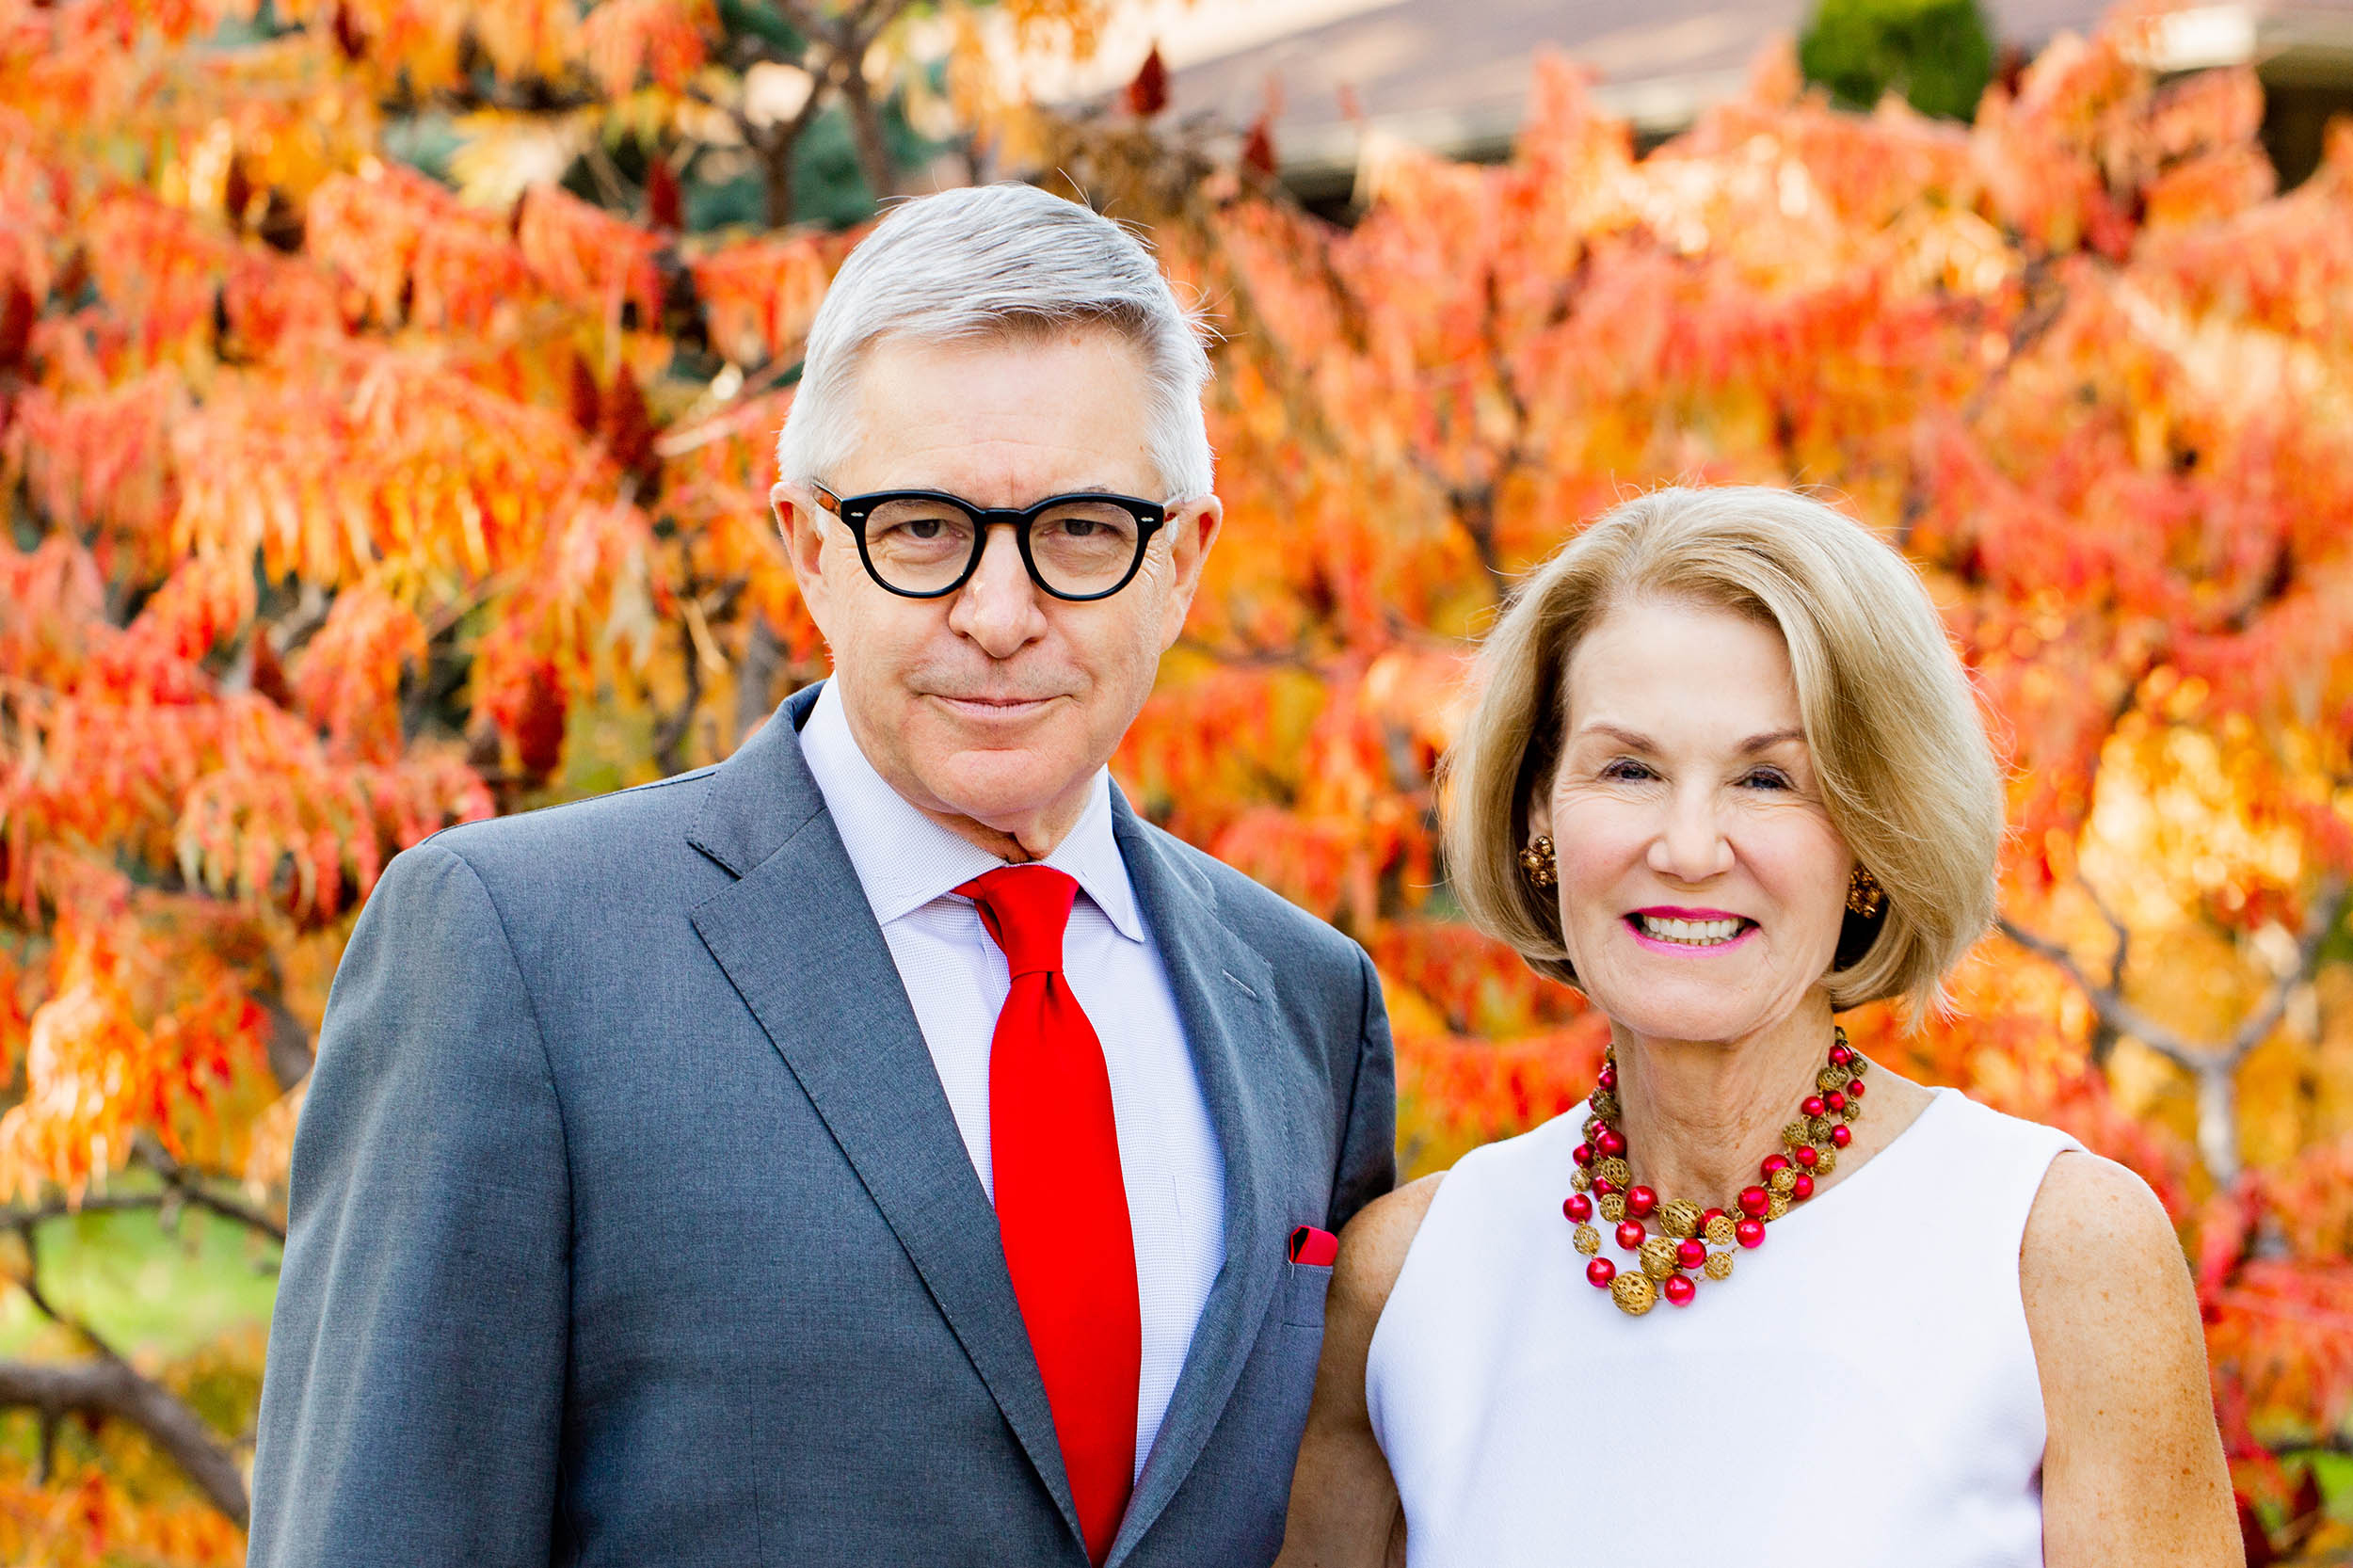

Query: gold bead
[
  {"left": 1610, "top": 1272, "right": 1657, "bottom": 1316},
  {"left": 1659, "top": 1200, "right": 1702, "bottom": 1240},
  {"left": 1705, "top": 1214, "right": 1737, "bottom": 1248},
  {"left": 1591, "top": 1089, "right": 1619, "bottom": 1121},
  {"left": 1574, "top": 1224, "right": 1601, "bottom": 1256},
  {"left": 1640, "top": 1238, "right": 1680, "bottom": 1280},
  {"left": 1841, "top": 1100, "right": 1863, "bottom": 1124},
  {"left": 1782, "top": 1121, "right": 1810, "bottom": 1149},
  {"left": 1570, "top": 1167, "right": 1593, "bottom": 1193},
  {"left": 1703, "top": 1250, "right": 1735, "bottom": 1281},
  {"left": 1808, "top": 1116, "right": 1835, "bottom": 1144},
  {"left": 1598, "top": 1192, "right": 1627, "bottom": 1224},
  {"left": 1813, "top": 1147, "right": 1837, "bottom": 1176},
  {"left": 1766, "top": 1192, "right": 1791, "bottom": 1221},
  {"left": 1768, "top": 1167, "right": 1797, "bottom": 1195},
  {"left": 1596, "top": 1157, "right": 1631, "bottom": 1189},
  {"left": 1817, "top": 1064, "right": 1850, "bottom": 1094}
]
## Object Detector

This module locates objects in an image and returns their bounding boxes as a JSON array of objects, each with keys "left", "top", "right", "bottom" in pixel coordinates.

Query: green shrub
[{"left": 1799, "top": 0, "right": 1996, "bottom": 121}]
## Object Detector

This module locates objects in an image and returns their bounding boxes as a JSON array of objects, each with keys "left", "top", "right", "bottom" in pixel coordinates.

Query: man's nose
[
  {"left": 946, "top": 524, "right": 1048, "bottom": 657},
  {"left": 1648, "top": 785, "right": 1735, "bottom": 883}
]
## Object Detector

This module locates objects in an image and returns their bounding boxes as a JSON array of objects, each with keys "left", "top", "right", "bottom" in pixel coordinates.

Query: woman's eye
[
  {"left": 1600, "top": 759, "right": 1656, "bottom": 782},
  {"left": 1741, "top": 769, "right": 1791, "bottom": 790}
]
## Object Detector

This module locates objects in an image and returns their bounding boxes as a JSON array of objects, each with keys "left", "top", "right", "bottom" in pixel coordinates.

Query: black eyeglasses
[{"left": 813, "top": 486, "right": 1170, "bottom": 602}]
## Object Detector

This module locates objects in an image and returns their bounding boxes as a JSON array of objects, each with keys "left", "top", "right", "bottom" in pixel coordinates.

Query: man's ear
[
  {"left": 1157, "top": 493, "right": 1225, "bottom": 650},
  {"left": 772, "top": 480, "right": 835, "bottom": 631}
]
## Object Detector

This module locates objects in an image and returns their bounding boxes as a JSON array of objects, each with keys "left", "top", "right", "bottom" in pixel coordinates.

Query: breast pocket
[{"left": 1278, "top": 1260, "right": 1335, "bottom": 1329}]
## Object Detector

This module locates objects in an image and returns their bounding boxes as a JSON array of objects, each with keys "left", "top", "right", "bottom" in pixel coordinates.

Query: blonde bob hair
[{"left": 1443, "top": 486, "right": 2003, "bottom": 1016}]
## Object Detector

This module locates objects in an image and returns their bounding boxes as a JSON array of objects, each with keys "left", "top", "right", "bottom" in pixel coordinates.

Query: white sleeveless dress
[{"left": 1366, "top": 1087, "right": 2080, "bottom": 1567}]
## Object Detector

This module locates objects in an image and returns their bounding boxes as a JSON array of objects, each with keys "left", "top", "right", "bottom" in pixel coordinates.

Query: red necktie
[{"left": 958, "top": 866, "right": 1141, "bottom": 1567}]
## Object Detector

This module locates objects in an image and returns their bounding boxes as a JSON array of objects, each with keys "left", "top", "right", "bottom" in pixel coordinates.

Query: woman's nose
[{"left": 1648, "top": 786, "right": 1734, "bottom": 882}]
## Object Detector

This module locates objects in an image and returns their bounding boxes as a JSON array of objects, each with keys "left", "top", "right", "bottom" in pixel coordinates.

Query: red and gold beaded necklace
[{"left": 1565, "top": 1027, "right": 1866, "bottom": 1316}]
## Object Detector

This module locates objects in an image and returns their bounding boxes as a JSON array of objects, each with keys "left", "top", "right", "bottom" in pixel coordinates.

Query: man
[{"left": 248, "top": 182, "right": 1396, "bottom": 1568}]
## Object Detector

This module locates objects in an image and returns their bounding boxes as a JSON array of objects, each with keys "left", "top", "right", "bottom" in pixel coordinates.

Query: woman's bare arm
[
  {"left": 2023, "top": 1151, "right": 2240, "bottom": 1566},
  {"left": 1273, "top": 1174, "right": 1445, "bottom": 1568}
]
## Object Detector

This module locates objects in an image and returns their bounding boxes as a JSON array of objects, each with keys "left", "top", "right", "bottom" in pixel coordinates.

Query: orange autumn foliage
[{"left": 4, "top": 0, "right": 2353, "bottom": 1553}]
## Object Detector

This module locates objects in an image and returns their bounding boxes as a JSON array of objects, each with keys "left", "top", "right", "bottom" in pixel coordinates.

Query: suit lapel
[
  {"left": 686, "top": 686, "right": 1082, "bottom": 1549},
  {"left": 1105, "top": 795, "right": 1290, "bottom": 1567}
]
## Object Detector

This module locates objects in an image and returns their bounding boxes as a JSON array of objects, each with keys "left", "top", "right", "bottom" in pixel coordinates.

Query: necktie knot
[{"left": 957, "top": 866, "right": 1079, "bottom": 978}]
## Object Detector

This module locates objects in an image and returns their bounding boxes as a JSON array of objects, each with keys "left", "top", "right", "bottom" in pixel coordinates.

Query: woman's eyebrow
[{"left": 1741, "top": 728, "right": 1807, "bottom": 752}]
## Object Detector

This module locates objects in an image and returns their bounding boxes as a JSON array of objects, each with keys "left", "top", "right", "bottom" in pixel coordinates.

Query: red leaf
[
  {"left": 601, "top": 360, "right": 656, "bottom": 480},
  {"left": 567, "top": 352, "right": 602, "bottom": 438},
  {"left": 512, "top": 665, "right": 568, "bottom": 780},
  {"left": 0, "top": 280, "right": 33, "bottom": 370},
  {"left": 248, "top": 633, "right": 294, "bottom": 710},
  {"left": 1127, "top": 44, "right": 1168, "bottom": 119},
  {"left": 2237, "top": 1494, "right": 2275, "bottom": 1568},
  {"left": 648, "top": 159, "right": 684, "bottom": 233},
  {"left": 1241, "top": 117, "right": 1277, "bottom": 179}
]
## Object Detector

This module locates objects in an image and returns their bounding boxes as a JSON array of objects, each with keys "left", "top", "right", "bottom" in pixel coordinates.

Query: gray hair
[{"left": 774, "top": 184, "right": 1215, "bottom": 500}]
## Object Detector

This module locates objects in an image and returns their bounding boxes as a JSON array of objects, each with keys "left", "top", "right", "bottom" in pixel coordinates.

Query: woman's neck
[{"left": 1609, "top": 995, "right": 1840, "bottom": 1207}]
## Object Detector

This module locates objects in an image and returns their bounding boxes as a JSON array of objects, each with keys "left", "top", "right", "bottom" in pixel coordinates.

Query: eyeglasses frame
[{"left": 811, "top": 484, "right": 1172, "bottom": 602}]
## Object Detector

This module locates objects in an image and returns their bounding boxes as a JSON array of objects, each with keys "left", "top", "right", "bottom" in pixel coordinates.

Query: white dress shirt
[{"left": 797, "top": 681, "right": 1226, "bottom": 1481}]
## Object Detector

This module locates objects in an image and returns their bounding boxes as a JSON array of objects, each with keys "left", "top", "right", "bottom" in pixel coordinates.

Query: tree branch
[
  {"left": 0, "top": 1218, "right": 250, "bottom": 1523},
  {"left": 131, "top": 1133, "right": 287, "bottom": 1245},
  {"left": 0, "top": 1359, "right": 249, "bottom": 1525}
]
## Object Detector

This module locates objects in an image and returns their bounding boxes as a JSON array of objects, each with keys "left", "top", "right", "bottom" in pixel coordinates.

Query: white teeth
[{"left": 1637, "top": 915, "right": 1744, "bottom": 945}]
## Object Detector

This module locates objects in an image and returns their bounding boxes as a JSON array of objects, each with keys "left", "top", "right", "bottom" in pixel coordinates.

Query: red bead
[
  {"left": 1801, "top": 1095, "right": 1826, "bottom": 1119},
  {"left": 1830, "top": 1124, "right": 1852, "bottom": 1149},
  {"left": 1587, "top": 1257, "right": 1616, "bottom": 1288},
  {"left": 1662, "top": 1274, "right": 1696, "bottom": 1306},
  {"left": 1846, "top": 1078, "right": 1866, "bottom": 1099},
  {"left": 1626, "top": 1185, "right": 1658, "bottom": 1218},
  {"left": 1573, "top": 1142, "right": 1594, "bottom": 1168},
  {"left": 1824, "top": 1090, "right": 1847, "bottom": 1114},
  {"left": 1736, "top": 1217, "right": 1766, "bottom": 1248},
  {"left": 1596, "top": 1065, "right": 1616, "bottom": 1090},
  {"left": 1564, "top": 1192, "right": 1593, "bottom": 1223},
  {"left": 1737, "top": 1185, "right": 1769, "bottom": 1218},
  {"left": 1760, "top": 1153, "right": 1790, "bottom": 1179},
  {"left": 1615, "top": 1220, "right": 1646, "bottom": 1250},
  {"left": 1793, "top": 1144, "right": 1819, "bottom": 1169},
  {"left": 1592, "top": 1177, "right": 1616, "bottom": 1197},
  {"left": 1790, "top": 1172, "right": 1816, "bottom": 1200},
  {"left": 1701, "top": 1207, "right": 1727, "bottom": 1231},
  {"left": 1596, "top": 1127, "right": 1626, "bottom": 1159},
  {"left": 1828, "top": 1044, "right": 1852, "bottom": 1066},
  {"left": 1676, "top": 1238, "right": 1707, "bottom": 1271}
]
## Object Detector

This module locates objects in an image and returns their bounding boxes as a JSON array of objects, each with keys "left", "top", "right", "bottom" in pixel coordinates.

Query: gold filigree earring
[
  {"left": 1519, "top": 835, "right": 1558, "bottom": 889},
  {"left": 1847, "top": 864, "right": 1884, "bottom": 919}
]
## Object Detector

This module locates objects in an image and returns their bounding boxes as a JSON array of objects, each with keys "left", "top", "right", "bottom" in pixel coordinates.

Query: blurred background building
[{"left": 1000, "top": 0, "right": 2353, "bottom": 211}]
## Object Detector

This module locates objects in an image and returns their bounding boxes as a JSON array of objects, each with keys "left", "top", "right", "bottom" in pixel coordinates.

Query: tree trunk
[
  {"left": 2195, "top": 1060, "right": 2241, "bottom": 1188},
  {"left": 837, "top": 52, "right": 897, "bottom": 204},
  {"left": 735, "top": 616, "right": 781, "bottom": 744},
  {"left": 760, "top": 128, "right": 796, "bottom": 231}
]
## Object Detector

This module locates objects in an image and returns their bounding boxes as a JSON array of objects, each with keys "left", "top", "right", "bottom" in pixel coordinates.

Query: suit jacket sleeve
[
  {"left": 1327, "top": 947, "right": 1398, "bottom": 1231},
  {"left": 248, "top": 840, "right": 569, "bottom": 1568}
]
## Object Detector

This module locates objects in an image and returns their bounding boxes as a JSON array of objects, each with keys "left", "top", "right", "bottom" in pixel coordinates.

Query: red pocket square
[{"left": 1288, "top": 1224, "right": 1338, "bottom": 1267}]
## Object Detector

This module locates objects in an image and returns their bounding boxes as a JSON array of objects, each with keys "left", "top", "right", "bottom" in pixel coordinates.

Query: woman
[{"left": 1275, "top": 488, "right": 2238, "bottom": 1566}]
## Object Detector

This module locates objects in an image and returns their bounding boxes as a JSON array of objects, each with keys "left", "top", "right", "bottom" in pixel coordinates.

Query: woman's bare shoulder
[
  {"left": 2021, "top": 1149, "right": 2180, "bottom": 1285},
  {"left": 1332, "top": 1174, "right": 1447, "bottom": 1315}
]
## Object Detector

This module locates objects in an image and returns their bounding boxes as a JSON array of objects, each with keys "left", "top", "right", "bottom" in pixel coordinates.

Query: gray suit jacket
[{"left": 248, "top": 681, "right": 1396, "bottom": 1567}]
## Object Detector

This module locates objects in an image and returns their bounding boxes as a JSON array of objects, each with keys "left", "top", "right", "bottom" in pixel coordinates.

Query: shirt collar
[{"left": 796, "top": 679, "right": 1144, "bottom": 941}]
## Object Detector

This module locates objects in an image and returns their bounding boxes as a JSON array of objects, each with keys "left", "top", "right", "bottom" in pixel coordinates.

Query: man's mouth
[{"left": 1625, "top": 910, "right": 1754, "bottom": 947}]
